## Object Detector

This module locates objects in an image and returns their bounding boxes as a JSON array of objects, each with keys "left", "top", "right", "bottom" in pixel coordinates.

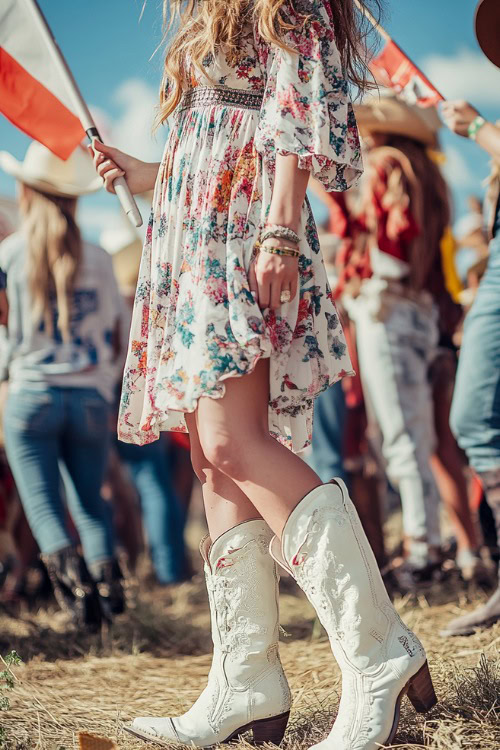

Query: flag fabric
[
  {"left": 370, "top": 40, "right": 444, "bottom": 108},
  {"left": 0, "top": 0, "right": 84, "bottom": 160}
]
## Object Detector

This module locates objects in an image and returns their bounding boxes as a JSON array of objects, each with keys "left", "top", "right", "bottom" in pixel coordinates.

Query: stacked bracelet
[
  {"left": 468, "top": 115, "right": 486, "bottom": 141},
  {"left": 260, "top": 224, "right": 300, "bottom": 245},
  {"left": 255, "top": 242, "right": 300, "bottom": 258}
]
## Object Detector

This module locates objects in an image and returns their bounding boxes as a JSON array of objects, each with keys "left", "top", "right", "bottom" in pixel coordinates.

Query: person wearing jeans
[
  {"left": 0, "top": 141, "right": 126, "bottom": 629},
  {"left": 4, "top": 387, "right": 113, "bottom": 564},
  {"left": 439, "top": 0, "right": 500, "bottom": 635},
  {"left": 117, "top": 438, "right": 190, "bottom": 585}
]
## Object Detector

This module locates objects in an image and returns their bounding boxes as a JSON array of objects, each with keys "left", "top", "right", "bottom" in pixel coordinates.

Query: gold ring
[{"left": 280, "top": 290, "right": 291, "bottom": 304}]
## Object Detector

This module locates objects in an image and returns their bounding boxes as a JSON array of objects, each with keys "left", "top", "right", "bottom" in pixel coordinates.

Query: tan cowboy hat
[
  {"left": 0, "top": 141, "right": 101, "bottom": 197},
  {"left": 354, "top": 90, "right": 441, "bottom": 148},
  {"left": 475, "top": 0, "right": 500, "bottom": 69}
]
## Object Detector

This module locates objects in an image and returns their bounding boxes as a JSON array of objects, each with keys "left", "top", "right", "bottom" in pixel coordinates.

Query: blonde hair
[
  {"left": 19, "top": 185, "right": 82, "bottom": 342},
  {"left": 155, "top": 0, "right": 383, "bottom": 125}
]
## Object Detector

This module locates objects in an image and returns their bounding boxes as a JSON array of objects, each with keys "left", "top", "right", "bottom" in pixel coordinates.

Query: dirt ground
[{"left": 0, "top": 512, "right": 499, "bottom": 750}]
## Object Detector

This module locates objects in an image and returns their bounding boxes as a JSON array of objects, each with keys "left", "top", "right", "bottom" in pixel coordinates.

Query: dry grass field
[{"left": 0, "top": 513, "right": 499, "bottom": 750}]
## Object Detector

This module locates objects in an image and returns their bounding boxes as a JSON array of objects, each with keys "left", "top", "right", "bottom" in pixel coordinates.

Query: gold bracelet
[{"left": 255, "top": 242, "right": 299, "bottom": 258}]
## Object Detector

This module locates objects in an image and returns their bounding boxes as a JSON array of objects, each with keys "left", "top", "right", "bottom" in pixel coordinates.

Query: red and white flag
[
  {"left": 0, "top": 0, "right": 85, "bottom": 160},
  {"left": 370, "top": 40, "right": 444, "bottom": 108}
]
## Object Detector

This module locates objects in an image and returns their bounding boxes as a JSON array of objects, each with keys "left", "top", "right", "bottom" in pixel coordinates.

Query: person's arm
[
  {"left": 441, "top": 100, "right": 500, "bottom": 160},
  {"left": 88, "top": 139, "right": 160, "bottom": 195}
]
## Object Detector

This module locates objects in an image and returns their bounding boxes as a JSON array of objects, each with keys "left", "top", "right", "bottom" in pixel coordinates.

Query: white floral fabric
[{"left": 118, "top": 0, "right": 361, "bottom": 451}]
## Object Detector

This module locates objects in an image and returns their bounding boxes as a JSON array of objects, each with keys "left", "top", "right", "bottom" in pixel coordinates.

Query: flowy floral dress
[{"left": 118, "top": 0, "right": 362, "bottom": 452}]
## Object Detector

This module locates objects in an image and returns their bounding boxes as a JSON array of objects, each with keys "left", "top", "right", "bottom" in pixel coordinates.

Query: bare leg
[
  {"left": 184, "top": 413, "right": 261, "bottom": 541},
  {"left": 195, "top": 360, "right": 321, "bottom": 537}
]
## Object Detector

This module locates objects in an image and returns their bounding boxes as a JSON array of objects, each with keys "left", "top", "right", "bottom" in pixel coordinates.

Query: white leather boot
[
  {"left": 126, "top": 519, "right": 291, "bottom": 747},
  {"left": 270, "top": 481, "right": 436, "bottom": 750}
]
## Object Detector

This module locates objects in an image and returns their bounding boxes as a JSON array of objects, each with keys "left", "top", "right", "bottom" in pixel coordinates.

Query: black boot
[
  {"left": 89, "top": 558, "right": 125, "bottom": 620},
  {"left": 41, "top": 547, "right": 102, "bottom": 631}
]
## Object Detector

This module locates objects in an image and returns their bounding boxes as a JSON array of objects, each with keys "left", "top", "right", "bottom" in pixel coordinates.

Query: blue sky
[{"left": 2, "top": 0, "right": 500, "bottom": 244}]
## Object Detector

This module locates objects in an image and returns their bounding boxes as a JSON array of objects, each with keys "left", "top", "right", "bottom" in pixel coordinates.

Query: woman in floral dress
[{"left": 91, "top": 2, "right": 436, "bottom": 748}]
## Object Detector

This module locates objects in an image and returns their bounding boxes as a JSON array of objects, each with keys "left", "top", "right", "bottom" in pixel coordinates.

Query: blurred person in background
[
  {"left": 0, "top": 142, "right": 125, "bottom": 629},
  {"left": 439, "top": 0, "right": 500, "bottom": 636},
  {"left": 342, "top": 92, "right": 479, "bottom": 587},
  {"left": 306, "top": 220, "right": 388, "bottom": 571}
]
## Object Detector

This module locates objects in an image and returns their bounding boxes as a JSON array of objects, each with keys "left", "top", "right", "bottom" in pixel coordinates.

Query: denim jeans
[
  {"left": 349, "top": 284, "right": 442, "bottom": 546},
  {"left": 308, "top": 382, "right": 348, "bottom": 484},
  {"left": 451, "top": 235, "right": 500, "bottom": 473},
  {"left": 3, "top": 386, "right": 114, "bottom": 564},
  {"left": 117, "top": 439, "right": 188, "bottom": 584}
]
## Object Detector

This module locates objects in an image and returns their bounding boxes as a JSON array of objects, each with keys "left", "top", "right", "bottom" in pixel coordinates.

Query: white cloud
[
  {"left": 422, "top": 48, "right": 500, "bottom": 106},
  {"left": 441, "top": 145, "right": 476, "bottom": 189},
  {"left": 110, "top": 78, "right": 165, "bottom": 162}
]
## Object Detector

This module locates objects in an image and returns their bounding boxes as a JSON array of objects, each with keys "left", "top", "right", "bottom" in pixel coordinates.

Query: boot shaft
[
  {"left": 274, "top": 482, "right": 424, "bottom": 674},
  {"left": 202, "top": 520, "right": 281, "bottom": 685}
]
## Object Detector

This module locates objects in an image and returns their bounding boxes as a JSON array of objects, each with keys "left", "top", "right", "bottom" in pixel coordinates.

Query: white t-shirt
[{"left": 0, "top": 231, "right": 125, "bottom": 403}]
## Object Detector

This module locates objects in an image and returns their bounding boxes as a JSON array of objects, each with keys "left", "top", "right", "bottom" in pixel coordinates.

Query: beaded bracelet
[
  {"left": 468, "top": 115, "right": 486, "bottom": 141},
  {"left": 255, "top": 242, "right": 299, "bottom": 258},
  {"left": 260, "top": 224, "right": 300, "bottom": 245}
]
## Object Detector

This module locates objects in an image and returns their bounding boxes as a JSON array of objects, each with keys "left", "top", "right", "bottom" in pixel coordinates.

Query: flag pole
[
  {"left": 22, "top": 0, "right": 143, "bottom": 228},
  {"left": 354, "top": 0, "right": 445, "bottom": 101},
  {"left": 354, "top": 0, "right": 391, "bottom": 43}
]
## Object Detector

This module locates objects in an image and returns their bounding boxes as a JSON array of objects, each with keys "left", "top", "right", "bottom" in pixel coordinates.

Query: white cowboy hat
[
  {"left": 354, "top": 90, "right": 442, "bottom": 148},
  {"left": 0, "top": 141, "right": 102, "bottom": 197}
]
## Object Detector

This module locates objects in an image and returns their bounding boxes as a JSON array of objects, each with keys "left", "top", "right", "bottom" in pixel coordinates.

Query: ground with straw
[{"left": 1, "top": 513, "right": 499, "bottom": 750}]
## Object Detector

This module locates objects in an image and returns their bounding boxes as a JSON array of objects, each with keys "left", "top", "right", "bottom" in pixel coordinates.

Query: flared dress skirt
[{"left": 118, "top": 92, "right": 354, "bottom": 452}]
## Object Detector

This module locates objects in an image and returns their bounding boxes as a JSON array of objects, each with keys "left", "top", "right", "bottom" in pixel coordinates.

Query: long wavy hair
[
  {"left": 19, "top": 185, "right": 82, "bottom": 342},
  {"left": 154, "top": 0, "right": 383, "bottom": 125}
]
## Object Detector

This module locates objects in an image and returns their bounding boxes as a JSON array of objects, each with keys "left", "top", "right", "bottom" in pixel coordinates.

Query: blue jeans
[
  {"left": 308, "top": 382, "right": 348, "bottom": 484},
  {"left": 3, "top": 386, "right": 114, "bottom": 564},
  {"left": 117, "top": 439, "right": 188, "bottom": 584},
  {"left": 451, "top": 235, "right": 500, "bottom": 473}
]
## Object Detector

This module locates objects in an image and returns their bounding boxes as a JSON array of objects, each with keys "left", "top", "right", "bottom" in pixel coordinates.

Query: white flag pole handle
[{"left": 24, "top": 0, "right": 143, "bottom": 228}]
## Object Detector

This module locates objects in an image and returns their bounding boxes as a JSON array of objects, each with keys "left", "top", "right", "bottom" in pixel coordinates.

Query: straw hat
[
  {"left": 475, "top": 0, "right": 500, "bottom": 69},
  {"left": 0, "top": 141, "right": 101, "bottom": 197},
  {"left": 354, "top": 90, "right": 442, "bottom": 148}
]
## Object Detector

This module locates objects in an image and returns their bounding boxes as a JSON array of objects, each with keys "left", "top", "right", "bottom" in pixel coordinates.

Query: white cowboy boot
[
  {"left": 271, "top": 481, "right": 436, "bottom": 750},
  {"left": 126, "top": 519, "right": 291, "bottom": 747}
]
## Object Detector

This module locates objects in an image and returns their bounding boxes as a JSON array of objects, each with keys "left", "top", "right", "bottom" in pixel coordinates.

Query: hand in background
[{"left": 441, "top": 100, "right": 481, "bottom": 138}]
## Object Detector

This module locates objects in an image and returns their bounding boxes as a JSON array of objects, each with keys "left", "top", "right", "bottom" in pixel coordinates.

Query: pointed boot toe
[{"left": 125, "top": 716, "right": 178, "bottom": 744}]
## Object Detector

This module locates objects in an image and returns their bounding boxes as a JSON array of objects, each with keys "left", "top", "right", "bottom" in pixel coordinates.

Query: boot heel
[
  {"left": 252, "top": 711, "right": 290, "bottom": 745},
  {"left": 407, "top": 661, "right": 437, "bottom": 713}
]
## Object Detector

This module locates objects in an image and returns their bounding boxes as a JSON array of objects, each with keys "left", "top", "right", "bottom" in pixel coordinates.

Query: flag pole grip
[
  {"left": 85, "top": 128, "right": 143, "bottom": 228},
  {"left": 25, "top": 0, "right": 143, "bottom": 227}
]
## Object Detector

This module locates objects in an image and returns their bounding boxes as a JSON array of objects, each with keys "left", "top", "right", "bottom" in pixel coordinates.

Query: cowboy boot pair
[{"left": 128, "top": 481, "right": 436, "bottom": 749}]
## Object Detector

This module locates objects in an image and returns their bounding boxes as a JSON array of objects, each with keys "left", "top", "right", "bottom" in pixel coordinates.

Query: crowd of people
[{"left": 0, "top": 84, "right": 498, "bottom": 638}]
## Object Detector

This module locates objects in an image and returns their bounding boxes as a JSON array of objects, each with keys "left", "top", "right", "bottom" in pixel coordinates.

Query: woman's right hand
[{"left": 87, "top": 139, "right": 160, "bottom": 195}]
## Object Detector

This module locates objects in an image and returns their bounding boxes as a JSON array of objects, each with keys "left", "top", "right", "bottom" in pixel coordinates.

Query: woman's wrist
[
  {"left": 266, "top": 210, "right": 300, "bottom": 234},
  {"left": 145, "top": 162, "right": 161, "bottom": 191}
]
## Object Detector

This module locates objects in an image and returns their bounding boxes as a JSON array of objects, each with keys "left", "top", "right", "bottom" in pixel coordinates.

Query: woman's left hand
[
  {"left": 249, "top": 238, "right": 299, "bottom": 310},
  {"left": 441, "top": 100, "right": 481, "bottom": 138}
]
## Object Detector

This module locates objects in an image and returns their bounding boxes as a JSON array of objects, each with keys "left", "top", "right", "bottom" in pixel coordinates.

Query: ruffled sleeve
[{"left": 254, "top": 0, "right": 363, "bottom": 192}]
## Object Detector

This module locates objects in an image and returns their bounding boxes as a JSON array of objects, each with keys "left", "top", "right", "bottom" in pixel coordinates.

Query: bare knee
[{"left": 199, "top": 436, "right": 245, "bottom": 479}]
